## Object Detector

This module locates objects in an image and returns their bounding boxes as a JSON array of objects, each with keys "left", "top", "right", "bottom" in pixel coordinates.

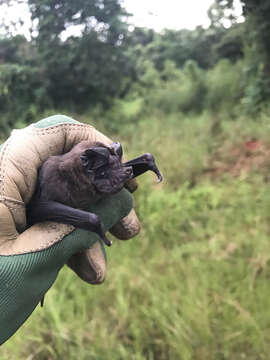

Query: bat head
[{"left": 80, "top": 142, "right": 133, "bottom": 194}]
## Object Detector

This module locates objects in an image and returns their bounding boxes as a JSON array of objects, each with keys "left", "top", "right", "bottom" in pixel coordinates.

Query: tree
[
  {"left": 27, "top": 0, "right": 131, "bottom": 107},
  {"left": 131, "top": 27, "right": 228, "bottom": 72},
  {"left": 214, "top": 0, "right": 270, "bottom": 105},
  {"left": 0, "top": 0, "right": 135, "bottom": 134},
  {"left": 0, "top": 0, "right": 132, "bottom": 108},
  {"left": 208, "top": 0, "right": 240, "bottom": 28},
  {"left": 0, "top": 35, "right": 29, "bottom": 63},
  {"left": 213, "top": 23, "right": 244, "bottom": 63}
]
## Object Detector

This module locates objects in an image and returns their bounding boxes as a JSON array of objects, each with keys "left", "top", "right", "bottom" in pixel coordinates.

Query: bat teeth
[{"left": 157, "top": 173, "right": 163, "bottom": 182}]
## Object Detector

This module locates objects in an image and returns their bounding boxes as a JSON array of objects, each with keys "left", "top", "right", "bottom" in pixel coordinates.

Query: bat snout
[{"left": 123, "top": 153, "right": 163, "bottom": 183}]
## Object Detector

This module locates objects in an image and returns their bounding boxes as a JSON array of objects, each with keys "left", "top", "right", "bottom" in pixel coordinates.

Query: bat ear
[
  {"left": 80, "top": 147, "right": 110, "bottom": 170},
  {"left": 110, "top": 142, "right": 123, "bottom": 159}
]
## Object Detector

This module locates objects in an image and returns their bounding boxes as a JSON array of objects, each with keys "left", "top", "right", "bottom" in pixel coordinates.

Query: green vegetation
[{"left": 2, "top": 0, "right": 270, "bottom": 358}]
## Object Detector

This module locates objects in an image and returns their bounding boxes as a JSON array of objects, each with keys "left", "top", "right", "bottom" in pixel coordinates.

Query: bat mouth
[
  {"left": 93, "top": 166, "right": 134, "bottom": 195},
  {"left": 124, "top": 165, "right": 134, "bottom": 181}
]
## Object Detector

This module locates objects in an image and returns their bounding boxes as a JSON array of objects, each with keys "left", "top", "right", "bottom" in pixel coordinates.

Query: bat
[{"left": 27, "top": 141, "right": 162, "bottom": 246}]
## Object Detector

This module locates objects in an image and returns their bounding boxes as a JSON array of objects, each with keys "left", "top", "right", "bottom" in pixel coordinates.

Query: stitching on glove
[
  {"left": 0, "top": 137, "right": 12, "bottom": 196},
  {"left": 0, "top": 225, "right": 75, "bottom": 255},
  {"left": 3, "top": 205, "right": 23, "bottom": 212},
  {"left": 0, "top": 196, "right": 24, "bottom": 205},
  {"left": 33, "top": 224, "right": 75, "bottom": 253},
  {"left": 28, "top": 123, "right": 94, "bottom": 136}
]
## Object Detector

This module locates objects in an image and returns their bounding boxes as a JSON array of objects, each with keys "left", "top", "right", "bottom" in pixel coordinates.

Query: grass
[{"left": 2, "top": 109, "right": 270, "bottom": 359}]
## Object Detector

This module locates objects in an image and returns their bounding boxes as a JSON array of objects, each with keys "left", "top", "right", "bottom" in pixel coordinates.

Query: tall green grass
[{"left": 2, "top": 109, "right": 270, "bottom": 359}]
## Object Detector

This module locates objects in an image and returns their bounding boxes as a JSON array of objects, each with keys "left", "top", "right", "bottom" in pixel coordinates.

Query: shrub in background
[{"left": 205, "top": 59, "right": 245, "bottom": 114}]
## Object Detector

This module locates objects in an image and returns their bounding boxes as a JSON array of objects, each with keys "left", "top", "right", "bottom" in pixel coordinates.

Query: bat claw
[
  {"left": 103, "top": 236, "right": 112, "bottom": 247},
  {"left": 89, "top": 214, "right": 112, "bottom": 246}
]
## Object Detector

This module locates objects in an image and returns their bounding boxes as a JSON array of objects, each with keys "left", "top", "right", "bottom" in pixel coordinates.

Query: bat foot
[{"left": 89, "top": 213, "right": 112, "bottom": 247}]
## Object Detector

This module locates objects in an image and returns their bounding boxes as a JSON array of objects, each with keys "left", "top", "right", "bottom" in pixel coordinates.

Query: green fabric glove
[{"left": 0, "top": 115, "right": 140, "bottom": 345}]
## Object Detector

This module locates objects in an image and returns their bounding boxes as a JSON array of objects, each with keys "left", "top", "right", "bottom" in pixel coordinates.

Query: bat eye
[{"left": 100, "top": 171, "right": 105, "bottom": 177}]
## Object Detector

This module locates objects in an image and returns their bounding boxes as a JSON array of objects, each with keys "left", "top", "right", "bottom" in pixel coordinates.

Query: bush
[
  {"left": 205, "top": 59, "right": 245, "bottom": 114},
  {"left": 0, "top": 63, "right": 51, "bottom": 133},
  {"left": 143, "top": 60, "right": 206, "bottom": 114}
]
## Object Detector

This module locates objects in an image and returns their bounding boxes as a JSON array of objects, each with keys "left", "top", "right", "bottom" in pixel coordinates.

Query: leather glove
[{"left": 0, "top": 115, "right": 140, "bottom": 345}]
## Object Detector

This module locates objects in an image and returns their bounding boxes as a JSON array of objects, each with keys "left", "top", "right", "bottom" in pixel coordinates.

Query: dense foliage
[
  {"left": 0, "top": 0, "right": 133, "bottom": 128},
  {"left": 0, "top": 0, "right": 269, "bottom": 133},
  {"left": 0, "top": 0, "right": 253, "bottom": 132}
]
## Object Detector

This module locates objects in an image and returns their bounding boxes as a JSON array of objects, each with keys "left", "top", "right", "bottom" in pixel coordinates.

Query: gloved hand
[{"left": 0, "top": 115, "right": 140, "bottom": 345}]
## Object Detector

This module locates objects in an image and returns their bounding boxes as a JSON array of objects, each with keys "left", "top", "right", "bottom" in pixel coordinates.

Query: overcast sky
[
  {"left": 124, "top": 0, "right": 214, "bottom": 31},
  {"left": 0, "top": 0, "right": 243, "bottom": 39}
]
